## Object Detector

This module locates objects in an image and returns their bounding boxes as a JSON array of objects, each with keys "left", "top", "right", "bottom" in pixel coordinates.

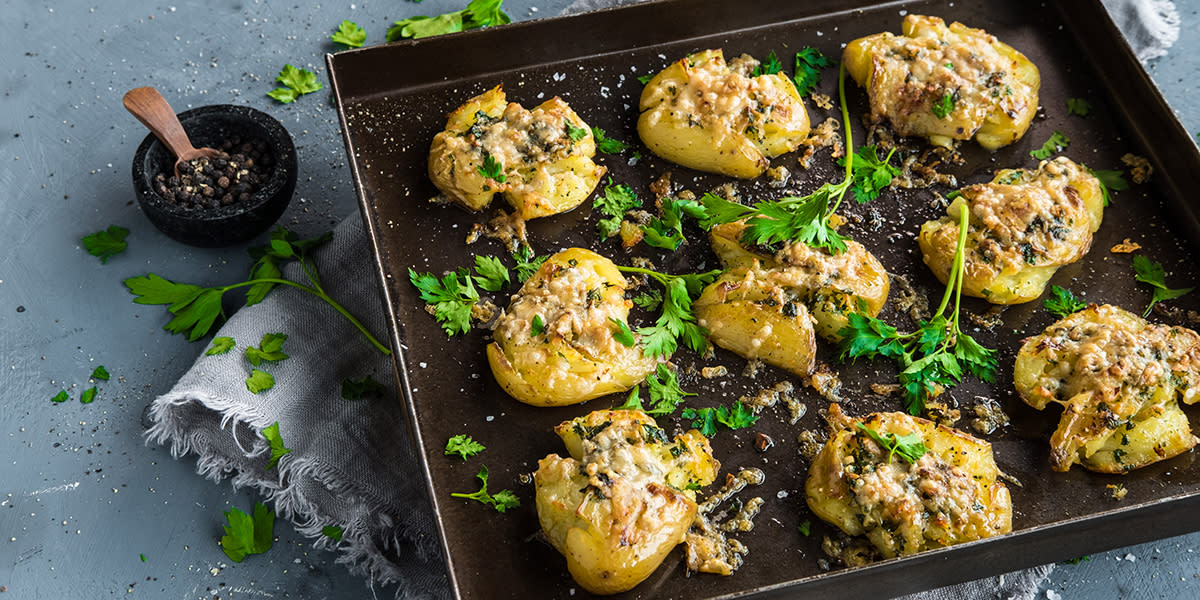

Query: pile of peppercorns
[{"left": 152, "top": 137, "right": 274, "bottom": 210}]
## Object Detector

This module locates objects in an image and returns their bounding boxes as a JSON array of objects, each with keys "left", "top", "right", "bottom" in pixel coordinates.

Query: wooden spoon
[{"left": 123, "top": 86, "right": 222, "bottom": 178}]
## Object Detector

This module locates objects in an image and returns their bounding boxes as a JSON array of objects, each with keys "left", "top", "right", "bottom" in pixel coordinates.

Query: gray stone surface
[{"left": 0, "top": 1, "right": 1197, "bottom": 598}]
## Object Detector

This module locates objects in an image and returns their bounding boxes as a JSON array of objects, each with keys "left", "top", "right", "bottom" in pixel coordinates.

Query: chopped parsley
[
  {"left": 838, "top": 145, "right": 900, "bottom": 204},
  {"left": 681, "top": 401, "right": 758, "bottom": 437},
  {"left": 1044, "top": 285, "right": 1087, "bottom": 319},
  {"left": 592, "top": 179, "right": 641, "bottom": 241},
  {"left": 1089, "top": 167, "right": 1128, "bottom": 206},
  {"left": 267, "top": 64, "right": 323, "bottom": 104},
  {"left": 245, "top": 332, "right": 289, "bottom": 367},
  {"left": 530, "top": 314, "right": 546, "bottom": 337},
  {"left": 609, "top": 317, "right": 636, "bottom": 347},
  {"left": 322, "top": 526, "right": 344, "bottom": 542},
  {"left": 246, "top": 369, "right": 276, "bottom": 394},
  {"left": 512, "top": 246, "right": 548, "bottom": 283},
  {"left": 330, "top": 20, "right": 366, "bottom": 48},
  {"left": 445, "top": 434, "right": 486, "bottom": 459},
  {"left": 387, "top": 0, "right": 511, "bottom": 41},
  {"left": 642, "top": 363, "right": 695, "bottom": 416},
  {"left": 590, "top": 127, "right": 632, "bottom": 154},
  {"left": 206, "top": 337, "right": 236, "bottom": 356},
  {"left": 90, "top": 365, "right": 110, "bottom": 381},
  {"left": 1132, "top": 254, "right": 1194, "bottom": 317},
  {"left": 565, "top": 121, "right": 588, "bottom": 143},
  {"left": 450, "top": 465, "right": 520, "bottom": 513},
  {"left": 792, "top": 47, "right": 832, "bottom": 97},
  {"left": 81, "top": 225, "right": 130, "bottom": 264},
  {"left": 476, "top": 151, "right": 507, "bottom": 183},
  {"left": 220, "top": 502, "right": 275, "bottom": 563},
  {"left": 752, "top": 50, "right": 783, "bottom": 76},
  {"left": 51, "top": 390, "right": 69, "bottom": 403},
  {"left": 262, "top": 421, "right": 291, "bottom": 470},
  {"left": 856, "top": 423, "right": 928, "bottom": 464},
  {"left": 1030, "top": 130, "right": 1070, "bottom": 160},
  {"left": 80, "top": 386, "right": 98, "bottom": 404},
  {"left": 798, "top": 520, "right": 811, "bottom": 536},
  {"left": 642, "top": 196, "right": 707, "bottom": 250},
  {"left": 1066, "top": 98, "right": 1092, "bottom": 117},
  {"left": 931, "top": 90, "right": 956, "bottom": 119}
]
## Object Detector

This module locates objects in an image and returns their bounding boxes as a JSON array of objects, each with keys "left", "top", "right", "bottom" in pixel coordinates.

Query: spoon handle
[{"left": 123, "top": 86, "right": 199, "bottom": 161}]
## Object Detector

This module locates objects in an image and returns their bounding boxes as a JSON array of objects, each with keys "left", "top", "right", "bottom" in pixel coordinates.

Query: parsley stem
[
  {"left": 616, "top": 265, "right": 668, "bottom": 284},
  {"left": 839, "top": 61, "right": 854, "bottom": 183},
  {"left": 933, "top": 204, "right": 970, "bottom": 321},
  {"left": 222, "top": 278, "right": 391, "bottom": 355}
]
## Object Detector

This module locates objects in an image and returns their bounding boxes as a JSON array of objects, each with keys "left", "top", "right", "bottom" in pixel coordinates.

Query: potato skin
[
  {"left": 806, "top": 405, "right": 1012, "bottom": 558},
  {"left": 487, "top": 248, "right": 656, "bottom": 406},
  {"left": 535, "top": 410, "right": 719, "bottom": 595},
  {"left": 844, "top": 15, "right": 1039, "bottom": 150},
  {"left": 1014, "top": 304, "right": 1200, "bottom": 473},
  {"left": 694, "top": 223, "right": 889, "bottom": 375},
  {"left": 638, "top": 49, "right": 810, "bottom": 178},
  {"left": 428, "top": 85, "right": 605, "bottom": 219},
  {"left": 919, "top": 157, "right": 1104, "bottom": 304}
]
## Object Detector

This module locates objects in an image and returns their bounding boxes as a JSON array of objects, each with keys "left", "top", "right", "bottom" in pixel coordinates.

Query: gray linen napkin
[
  {"left": 145, "top": 1, "right": 1180, "bottom": 599},
  {"left": 144, "top": 216, "right": 448, "bottom": 599}
]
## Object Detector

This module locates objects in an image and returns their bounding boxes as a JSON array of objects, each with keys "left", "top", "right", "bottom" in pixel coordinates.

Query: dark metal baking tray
[{"left": 327, "top": 0, "right": 1200, "bottom": 597}]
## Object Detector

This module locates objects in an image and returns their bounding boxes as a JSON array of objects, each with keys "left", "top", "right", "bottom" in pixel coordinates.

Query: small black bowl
[{"left": 132, "top": 104, "right": 297, "bottom": 248}]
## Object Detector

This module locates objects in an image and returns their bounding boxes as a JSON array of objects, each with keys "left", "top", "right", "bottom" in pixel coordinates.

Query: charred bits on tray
[{"left": 153, "top": 137, "right": 274, "bottom": 210}]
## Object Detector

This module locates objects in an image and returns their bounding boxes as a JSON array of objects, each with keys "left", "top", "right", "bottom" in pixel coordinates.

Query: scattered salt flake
[
  {"left": 776, "top": 490, "right": 789, "bottom": 499},
  {"left": 1124, "top": 553, "right": 1137, "bottom": 562},
  {"left": 419, "top": 362, "right": 428, "bottom": 368},
  {"left": 899, "top": 9, "right": 908, "bottom": 15},
  {"left": 486, "top": 415, "right": 494, "bottom": 422},
  {"left": 1046, "top": 591, "right": 1061, "bottom": 600},
  {"left": 552, "top": 72, "right": 566, "bottom": 82}
]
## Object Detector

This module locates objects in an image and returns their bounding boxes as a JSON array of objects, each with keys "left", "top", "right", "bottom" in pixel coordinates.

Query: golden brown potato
[
  {"left": 487, "top": 248, "right": 657, "bottom": 406},
  {"left": 1014, "top": 304, "right": 1200, "bottom": 473},
  {"left": 694, "top": 222, "right": 890, "bottom": 377},
  {"left": 535, "top": 409, "right": 719, "bottom": 595},
  {"left": 638, "top": 49, "right": 810, "bottom": 178},
  {"left": 844, "top": 14, "right": 1040, "bottom": 150},
  {"left": 919, "top": 157, "right": 1104, "bottom": 304},
  {"left": 806, "top": 405, "right": 1012, "bottom": 558},
  {"left": 428, "top": 85, "right": 606, "bottom": 219}
]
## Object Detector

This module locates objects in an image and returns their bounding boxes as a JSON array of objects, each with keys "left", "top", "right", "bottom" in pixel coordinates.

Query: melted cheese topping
[
  {"left": 497, "top": 261, "right": 625, "bottom": 360},
  {"left": 853, "top": 15, "right": 1037, "bottom": 145}
]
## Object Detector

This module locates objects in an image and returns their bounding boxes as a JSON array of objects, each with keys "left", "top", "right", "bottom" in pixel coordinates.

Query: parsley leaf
[
  {"left": 703, "top": 187, "right": 850, "bottom": 254},
  {"left": 245, "top": 332, "right": 289, "bottom": 367},
  {"left": 565, "top": 121, "right": 588, "bottom": 143},
  {"left": 593, "top": 179, "right": 641, "bottom": 241},
  {"left": 618, "top": 386, "right": 645, "bottom": 411},
  {"left": 451, "top": 465, "right": 520, "bottom": 513},
  {"left": 798, "top": 520, "right": 811, "bottom": 536},
  {"left": 792, "top": 47, "right": 832, "bottom": 97},
  {"left": 1030, "top": 130, "right": 1070, "bottom": 160},
  {"left": 530, "top": 314, "right": 546, "bottom": 337},
  {"left": 752, "top": 50, "right": 783, "bottom": 76},
  {"left": 633, "top": 289, "right": 663, "bottom": 312},
  {"left": 268, "top": 64, "right": 323, "bottom": 104},
  {"left": 838, "top": 145, "right": 900, "bottom": 204},
  {"left": 1133, "top": 254, "right": 1194, "bottom": 317},
  {"left": 340, "top": 375, "right": 386, "bottom": 400},
  {"left": 409, "top": 267, "right": 480, "bottom": 336},
  {"left": 80, "top": 386, "right": 98, "bottom": 404},
  {"left": 637, "top": 73, "right": 655, "bottom": 85},
  {"left": 472, "top": 255, "right": 510, "bottom": 292},
  {"left": 512, "top": 246, "right": 548, "bottom": 283},
  {"left": 1044, "top": 285, "right": 1087, "bottom": 319},
  {"left": 246, "top": 369, "right": 276, "bottom": 394},
  {"left": 81, "top": 225, "right": 130, "bottom": 264},
  {"left": 591, "top": 127, "right": 631, "bottom": 154},
  {"left": 387, "top": 0, "right": 511, "bottom": 41},
  {"left": 682, "top": 401, "right": 757, "bottom": 437},
  {"left": 609, "top": 317, "right": 636, "bottom": 347},
  {"left": 1066, "top": 98, "right": 1092, "bottom": 117},
  {"left": 931, "top": 90, "right": 956, "bottom": 119},
  {"left": 445, "top": 434, "right": 486, "bottom": 459},
  {"left": 642, "top": 196, "right": 707, "bottom": 250},
  {"left": 856, "top": 423, "right": 928, "bottom": 464},
  {"left": 643, "top": 363, "right": 695, "bottom": 416},
  {"left": 476, "top": 151, "right": 507, "bottom": 183},
  {"left": 1089, "top": 167, "right": 1128, "bottom": 207},
  {"left": 330, "top": 20, "right": 366, "bottom": 48},
  {"left": 262, "top": 421, "right": 291, "bottom": 471},
  {"left": 322, "top": 526, "right": 343, "bottom": 542},
  {"left": 220, "top": 502, "right": 275, "bottom": 563},
  {"left": 207, "top": 337, "right": 236, "bottom": 355},
  {"left": 617, "top": 267, "right": 720, "bottom": 359},
  {"left": 90, "top": 365, "right": 110, "bottom": 381},
  {"left": 838, "top": 206, "right": 998, "bottom": 414},
  {"left": 51, "top": 390, "right": 69, "bottom": 403}
]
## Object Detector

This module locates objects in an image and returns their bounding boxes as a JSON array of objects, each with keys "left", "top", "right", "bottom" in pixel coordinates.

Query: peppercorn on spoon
[{"left": 123, "top": 86, "right": 222, "bottom": 179}]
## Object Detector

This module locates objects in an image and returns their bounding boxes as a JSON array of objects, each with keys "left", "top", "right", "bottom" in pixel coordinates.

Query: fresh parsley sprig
[
  {"left": 752, "top": 51, "right": 783, "bottom": 77},
  {"left": 682, "top": 401, "right": 758, "bottom": 437},
  {"left": 409, "top": 267, "right": 480, "bottom": 336},
  {"left": 838, "top": 206, "right": 998, "bottom": 415},
  {"left": 1044, "top": 285, "right": 1087, "bottom": 319},
  {"left": 126, "top": 228, "right": 389, "bottom": 355},
  {"left": 512, "top": 246, "right": 548, "bottom": 283},
  {"left": 1133, "top": 254, "right": 1194, "bottom": 317},
  {"left": 331, "top": 20, "right": 366, "bottom": 48},
  {"left": 642, "top": 196, "right": 707, "bottom": 251},
  {"left": 262, "top": 421, "right": 291, "bottom": 471},
  {"left": 1031, "top": 130, "right": 1070, "bottom": 160},
  {"left": 267, "top": 64, "right": 323, "bottom": 104},
  {"left": 220, "top": 502, "right": 275, "bottom": 563},
  {"left": 1088, "top": 167, "right": 1128, "bottom": 207},
  {"left": 593, "top": 179, "right": 641, "bottom": 241},
  {"left": 387, "top": 0, "right": 511, "bottom": 41},
  {"left": 451, "top": 465, "right": 520, "bottom": 513},
  {"left": 838, "top": 145, "right": 900, "bottom": 204},
  {"left": 616, "top": 266, "right": 720, "bottom": 359},
  {"left": 445, "top": 434, "right": 486, "bottom": 459},
  {"left": 700, "top": 63, "right": 863, "bottom": 255},
  {"left": 620, "top": 363, "right": 695, "bottom": 416},
  {"left": 591, "top": 127, "right": 631, "bottom": 154},
  {"left": 793, "top": 47, "right": 833, "bottom": 97},
  {"left": 856, "top": 423, "right": 928, "bottom": 464}
]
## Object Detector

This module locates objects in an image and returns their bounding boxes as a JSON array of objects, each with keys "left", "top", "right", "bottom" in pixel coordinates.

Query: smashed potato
[
  {"left": 694, "top": 222, "right": 890, "bottom": 377},
  {"left": 919, "top": 157, "right": 1104, "bottom": 304},
  {"left": 1014, "top": 304, "right": 1200, "bottom": 473},
  {"left": 844, "top": 15, "right": 1039, "bottom": 150},
  {"left": 428, "top": 85, "right": 605, "bottom": 219},
  {"left": 806, "top": 405, "right": 1012, "bottom": 559},
  {"left": 638, "top": 49, "right": 811, "bottom": 178},
  {"left": 535, "top": 409, "right": 719, "bottom": 595},
  {"left": 487, "top": 248, "right": 656, "bottom": 406}
]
